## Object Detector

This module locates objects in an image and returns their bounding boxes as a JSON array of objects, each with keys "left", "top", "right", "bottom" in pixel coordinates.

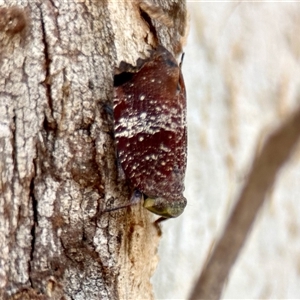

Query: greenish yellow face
[{"left": 143, "top": 196, "right": 187, "bottom": 218}]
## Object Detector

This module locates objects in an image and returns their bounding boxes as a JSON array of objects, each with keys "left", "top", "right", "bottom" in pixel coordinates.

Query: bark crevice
[
  {"left": 29, "top": 173, "right": 37, "bottom": 288},
  {"left": 39, "top": 5, "right": 56, "bottom": 131}
]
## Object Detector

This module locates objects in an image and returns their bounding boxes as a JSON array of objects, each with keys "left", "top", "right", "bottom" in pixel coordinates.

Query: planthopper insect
[{"left": 113, "top": 45, "right": 187, "bottom": 219}]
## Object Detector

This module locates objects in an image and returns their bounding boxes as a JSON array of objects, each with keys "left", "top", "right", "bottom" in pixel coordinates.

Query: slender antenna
[
  {"left": 102, "top": 190, "right": 144, "bottom": 213},
  {"left": 103, "top": 202, "right": 136, "bottom": 213}
]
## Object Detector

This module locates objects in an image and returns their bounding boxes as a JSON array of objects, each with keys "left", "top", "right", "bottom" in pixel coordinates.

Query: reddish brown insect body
[{"left": 113, "top": 46, "right": 187, "bottom": 218}]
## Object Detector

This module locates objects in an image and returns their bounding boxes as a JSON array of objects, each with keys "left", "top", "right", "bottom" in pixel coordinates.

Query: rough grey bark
[{"left": 0, "top": 1, "right": 187, "bottom": 299}]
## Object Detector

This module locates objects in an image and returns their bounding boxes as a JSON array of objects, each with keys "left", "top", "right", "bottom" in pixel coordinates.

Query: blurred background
[{"left": 152, "top": 2, "right": 300, "bottom": 299}]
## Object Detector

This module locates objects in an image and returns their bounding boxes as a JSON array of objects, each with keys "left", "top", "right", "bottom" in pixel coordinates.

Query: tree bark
[{"left": 0, "top": 1, "right": 187, "bottom": 299}]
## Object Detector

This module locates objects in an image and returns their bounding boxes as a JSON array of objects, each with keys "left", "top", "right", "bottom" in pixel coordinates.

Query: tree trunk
[{"left": 0, "top": 1, "right": 187, "bottom": 299}]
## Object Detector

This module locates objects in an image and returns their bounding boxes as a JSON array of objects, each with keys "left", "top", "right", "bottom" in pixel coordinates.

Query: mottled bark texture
[{"left": 0, "top": 1, "right": 187, "bottom": 299}]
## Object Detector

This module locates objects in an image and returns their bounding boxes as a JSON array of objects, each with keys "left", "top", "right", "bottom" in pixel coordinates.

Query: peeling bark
[{"left": 0, "top": 1, "right": 187, "bottom": 299}]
